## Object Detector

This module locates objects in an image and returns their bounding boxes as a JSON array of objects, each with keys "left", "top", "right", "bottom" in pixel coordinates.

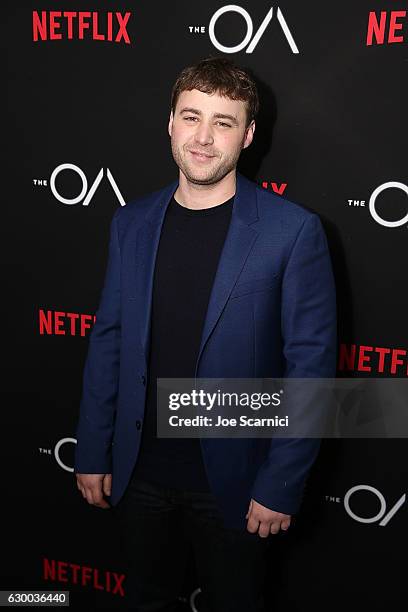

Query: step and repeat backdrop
[{"left": 4, "top": 1, "right": 407, "bottom": 609}]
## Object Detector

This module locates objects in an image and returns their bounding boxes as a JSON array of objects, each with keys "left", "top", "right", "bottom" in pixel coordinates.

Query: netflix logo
[
  {"left": 339, "top": 343, "right": 408, "bottom": 376},
  {"left": 32, "top": 11, "right": 131, "bottom": 44},
  {"left": 366, "top": 9, "right": 406, "bottom": 45},
  {"left": 43, "top": 558, "right": 125, "bottom": 596},
  {"left": 39, "top": 309, "right": 96, "bottom": 337},
  {"left": 260, "top": 181, "right": 288, "bottom": 196}
]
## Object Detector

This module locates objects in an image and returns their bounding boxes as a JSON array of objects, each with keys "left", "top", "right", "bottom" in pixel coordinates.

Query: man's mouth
[{"left": 188, "top": 150, "right": 216, "bottom": 162}]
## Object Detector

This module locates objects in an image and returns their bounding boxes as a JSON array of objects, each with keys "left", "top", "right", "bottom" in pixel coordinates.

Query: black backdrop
[{"left": 3, "top": 1, "right": 407, "bottom": 609}]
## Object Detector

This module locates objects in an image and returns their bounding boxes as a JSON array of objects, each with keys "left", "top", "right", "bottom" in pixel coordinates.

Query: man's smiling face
[{"left": 168, "top": 88, "right": 255, "bottom": 185}]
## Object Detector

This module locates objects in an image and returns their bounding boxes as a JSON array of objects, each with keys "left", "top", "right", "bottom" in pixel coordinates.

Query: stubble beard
[{"left": 171, "top": 139, "right": 243, "bottom": 186}]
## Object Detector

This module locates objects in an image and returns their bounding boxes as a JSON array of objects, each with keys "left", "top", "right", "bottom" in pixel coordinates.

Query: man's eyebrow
[
  {"left": 213, "top": 112, "right": 239, "bottom": 126},
  {"left": 179, "top": 107, "right": 239, "bottom": 126}
]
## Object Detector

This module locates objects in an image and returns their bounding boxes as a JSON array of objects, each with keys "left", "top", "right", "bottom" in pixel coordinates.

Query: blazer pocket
[{"left": 229, "top": 275, "right": 278, "bottom": 299}]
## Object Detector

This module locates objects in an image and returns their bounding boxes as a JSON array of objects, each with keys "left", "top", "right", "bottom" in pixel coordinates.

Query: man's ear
[
  {"left": 168, "top": 111, "right": 174, "bottom": 137},
  {"left": 243, "top": 120, "right": 255, "bottom": 150}
]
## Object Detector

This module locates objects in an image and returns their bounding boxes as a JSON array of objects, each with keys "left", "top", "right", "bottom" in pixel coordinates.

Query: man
[{"left": 74, "top": 57, "right": 337, "bottom": 611}]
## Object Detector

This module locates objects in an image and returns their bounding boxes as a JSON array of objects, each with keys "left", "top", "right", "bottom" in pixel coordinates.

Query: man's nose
[{"left": 194, "top": 121, "right": 214, "bottom": 146}]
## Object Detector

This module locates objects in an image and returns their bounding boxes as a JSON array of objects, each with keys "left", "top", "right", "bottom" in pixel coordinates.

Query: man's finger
[
  {"left": 270, "top": 520, "right": 281, "bottom": 535},
  {"left": 93, "top": 498, "right": 111, "bottom": 509},
  {"left": 258, "top": 522, "right": 270, "bottom": 538},
  {"left": 83, "top": 484, "right": 98, "bottom": 505},
  {"left": 87, "top": 485, "right": 111, "bottom": 509},
  {"left": 83, "top": 488, "right": 94, "bottom": 505},
  {"left": 245, "top": 499, "right": 253, "bottom": 519},
  {"left": 246, "top": 516, "right": 260, "bottom": 534},
  {"left": 103, "top": 474, "right": 112, "bottom": 496},
  {"left": 90, "top": 486, "right": 103, "bottom": 505}
]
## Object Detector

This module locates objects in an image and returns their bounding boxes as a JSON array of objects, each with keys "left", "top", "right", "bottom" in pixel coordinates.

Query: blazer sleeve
[
  {"left": 74, "top": 209, "right": 122, "bottom": 474},
  {"left": 250, "top": 213, "right": 337, "bottom": 515}
]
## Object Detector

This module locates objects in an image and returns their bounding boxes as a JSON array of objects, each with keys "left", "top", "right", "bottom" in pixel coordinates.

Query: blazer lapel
[
  {"left": 133, "top": 173, "right": 260, "bottom": 372},
  {"left": 134, "top": 180, "right": 178, "bottom": 367},
  {"left": 194, "top": 173, "right": 259, "bottom": 375}
]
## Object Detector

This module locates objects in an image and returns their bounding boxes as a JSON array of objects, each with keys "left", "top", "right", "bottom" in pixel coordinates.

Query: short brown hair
[{"left": 171, "top": 56, "right": 259, "bottom": 128}]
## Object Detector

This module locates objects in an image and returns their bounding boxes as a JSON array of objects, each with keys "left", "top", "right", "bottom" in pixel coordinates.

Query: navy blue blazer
[{"left": 74, "top": 172, "right": 337, "bottom": 530}]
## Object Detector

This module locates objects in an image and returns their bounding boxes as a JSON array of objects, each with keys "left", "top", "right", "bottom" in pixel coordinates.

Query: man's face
[{"left": 168, "top": 88, "right": 255, "bottom": 185}]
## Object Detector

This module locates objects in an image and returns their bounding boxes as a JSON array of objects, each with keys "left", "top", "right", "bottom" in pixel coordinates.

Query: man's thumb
[
  {"left": 245, "top": 499, "right": 253, "bottom": 519},
  {"left": 103, "top": 474, "right": 112, "bottom": 496}
]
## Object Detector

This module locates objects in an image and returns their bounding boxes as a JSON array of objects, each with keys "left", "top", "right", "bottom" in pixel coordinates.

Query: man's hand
[
  {"left": 76, "top": 473, "right": 112, "bottom": 509},
  {"left": 245, "top": 499, "right": 291, "bottom": 537}
]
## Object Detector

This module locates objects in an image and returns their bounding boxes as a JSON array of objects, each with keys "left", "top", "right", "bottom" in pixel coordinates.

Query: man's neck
[{"left": 174, "top": 169, "right": 236, "bottom": 210}]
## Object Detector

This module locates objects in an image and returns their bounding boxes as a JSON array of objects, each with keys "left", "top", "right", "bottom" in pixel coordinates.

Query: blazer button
[
  {"left": 135, "top": 420, "right": 142, "bottom": 430},
  {"left": 141, "top": 375, "right": 146, "bottom": 386}
]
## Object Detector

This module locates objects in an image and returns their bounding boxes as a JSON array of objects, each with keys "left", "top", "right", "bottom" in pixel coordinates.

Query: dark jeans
[{"left": 112, "top": 474, "right": 272, "bottom": 612}]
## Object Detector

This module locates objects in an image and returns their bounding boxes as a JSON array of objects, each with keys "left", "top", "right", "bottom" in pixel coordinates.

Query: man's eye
[
  {"left": 184, "top": 116, "right": 197, "bottom": 121},
  {"left": 217, "top": 122, "right": 232, "bottom": 128}
]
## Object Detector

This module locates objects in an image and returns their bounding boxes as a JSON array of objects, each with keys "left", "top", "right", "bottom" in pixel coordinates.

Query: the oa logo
[
  {"left": 189, "top": 587, "right": 201, "bottom": 612},
  {"left": 209, "top": 5, "right": 299, "bottom": 54},
  {"left": 54, "top": 437, "right": 76, "bottom": 473},
  {"left": 50, "top": 163, "right": 126, "bottom": 206},
  {"left": 344, "top": 485, "right": 406, "bottom": 526},
  {"left": 369, "top": 181, "right": 408, "bottom": 228}
]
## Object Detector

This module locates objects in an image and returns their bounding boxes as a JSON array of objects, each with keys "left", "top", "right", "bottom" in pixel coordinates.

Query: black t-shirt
[{"left": 132, "top": 193, "right": 234, "bottom": 491}]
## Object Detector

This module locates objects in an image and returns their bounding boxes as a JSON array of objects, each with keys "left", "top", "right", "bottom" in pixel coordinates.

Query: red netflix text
[
  {"left": 261, "top": 181, "right": 287, "bottom": 195},
  {"left": 43, "top": 558, "right": 125, "bottom": 597},
  {"left": 32, "top": 11, "right": 131, "bottom": 44},
  {"left": 339, "top": 343, "right": 408, "bottom": 376},
  {"left": 39, "top": 309, "right": 96, "bottom": 337},
  {"left": 366, "top": 10, "right": 406, "bottom": 45}
]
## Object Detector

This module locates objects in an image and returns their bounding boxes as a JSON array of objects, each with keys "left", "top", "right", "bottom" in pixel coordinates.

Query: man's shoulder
[
  {"left": 249, "top": 179, "right": 319, "bottom": 239},
  {"left": 112, "top": 179, "right": 176, "bottom": 232},
  {"left": 118, "top": 181, "right": 173, "bottom": 219},
  {"left": 254, "top": 182, "right": 314, "bottom": 222}
]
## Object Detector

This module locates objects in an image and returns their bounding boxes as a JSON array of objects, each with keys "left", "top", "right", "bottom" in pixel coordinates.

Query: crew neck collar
[{"left": 171, "top": 194, "right": 235, "bottom": 216}]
